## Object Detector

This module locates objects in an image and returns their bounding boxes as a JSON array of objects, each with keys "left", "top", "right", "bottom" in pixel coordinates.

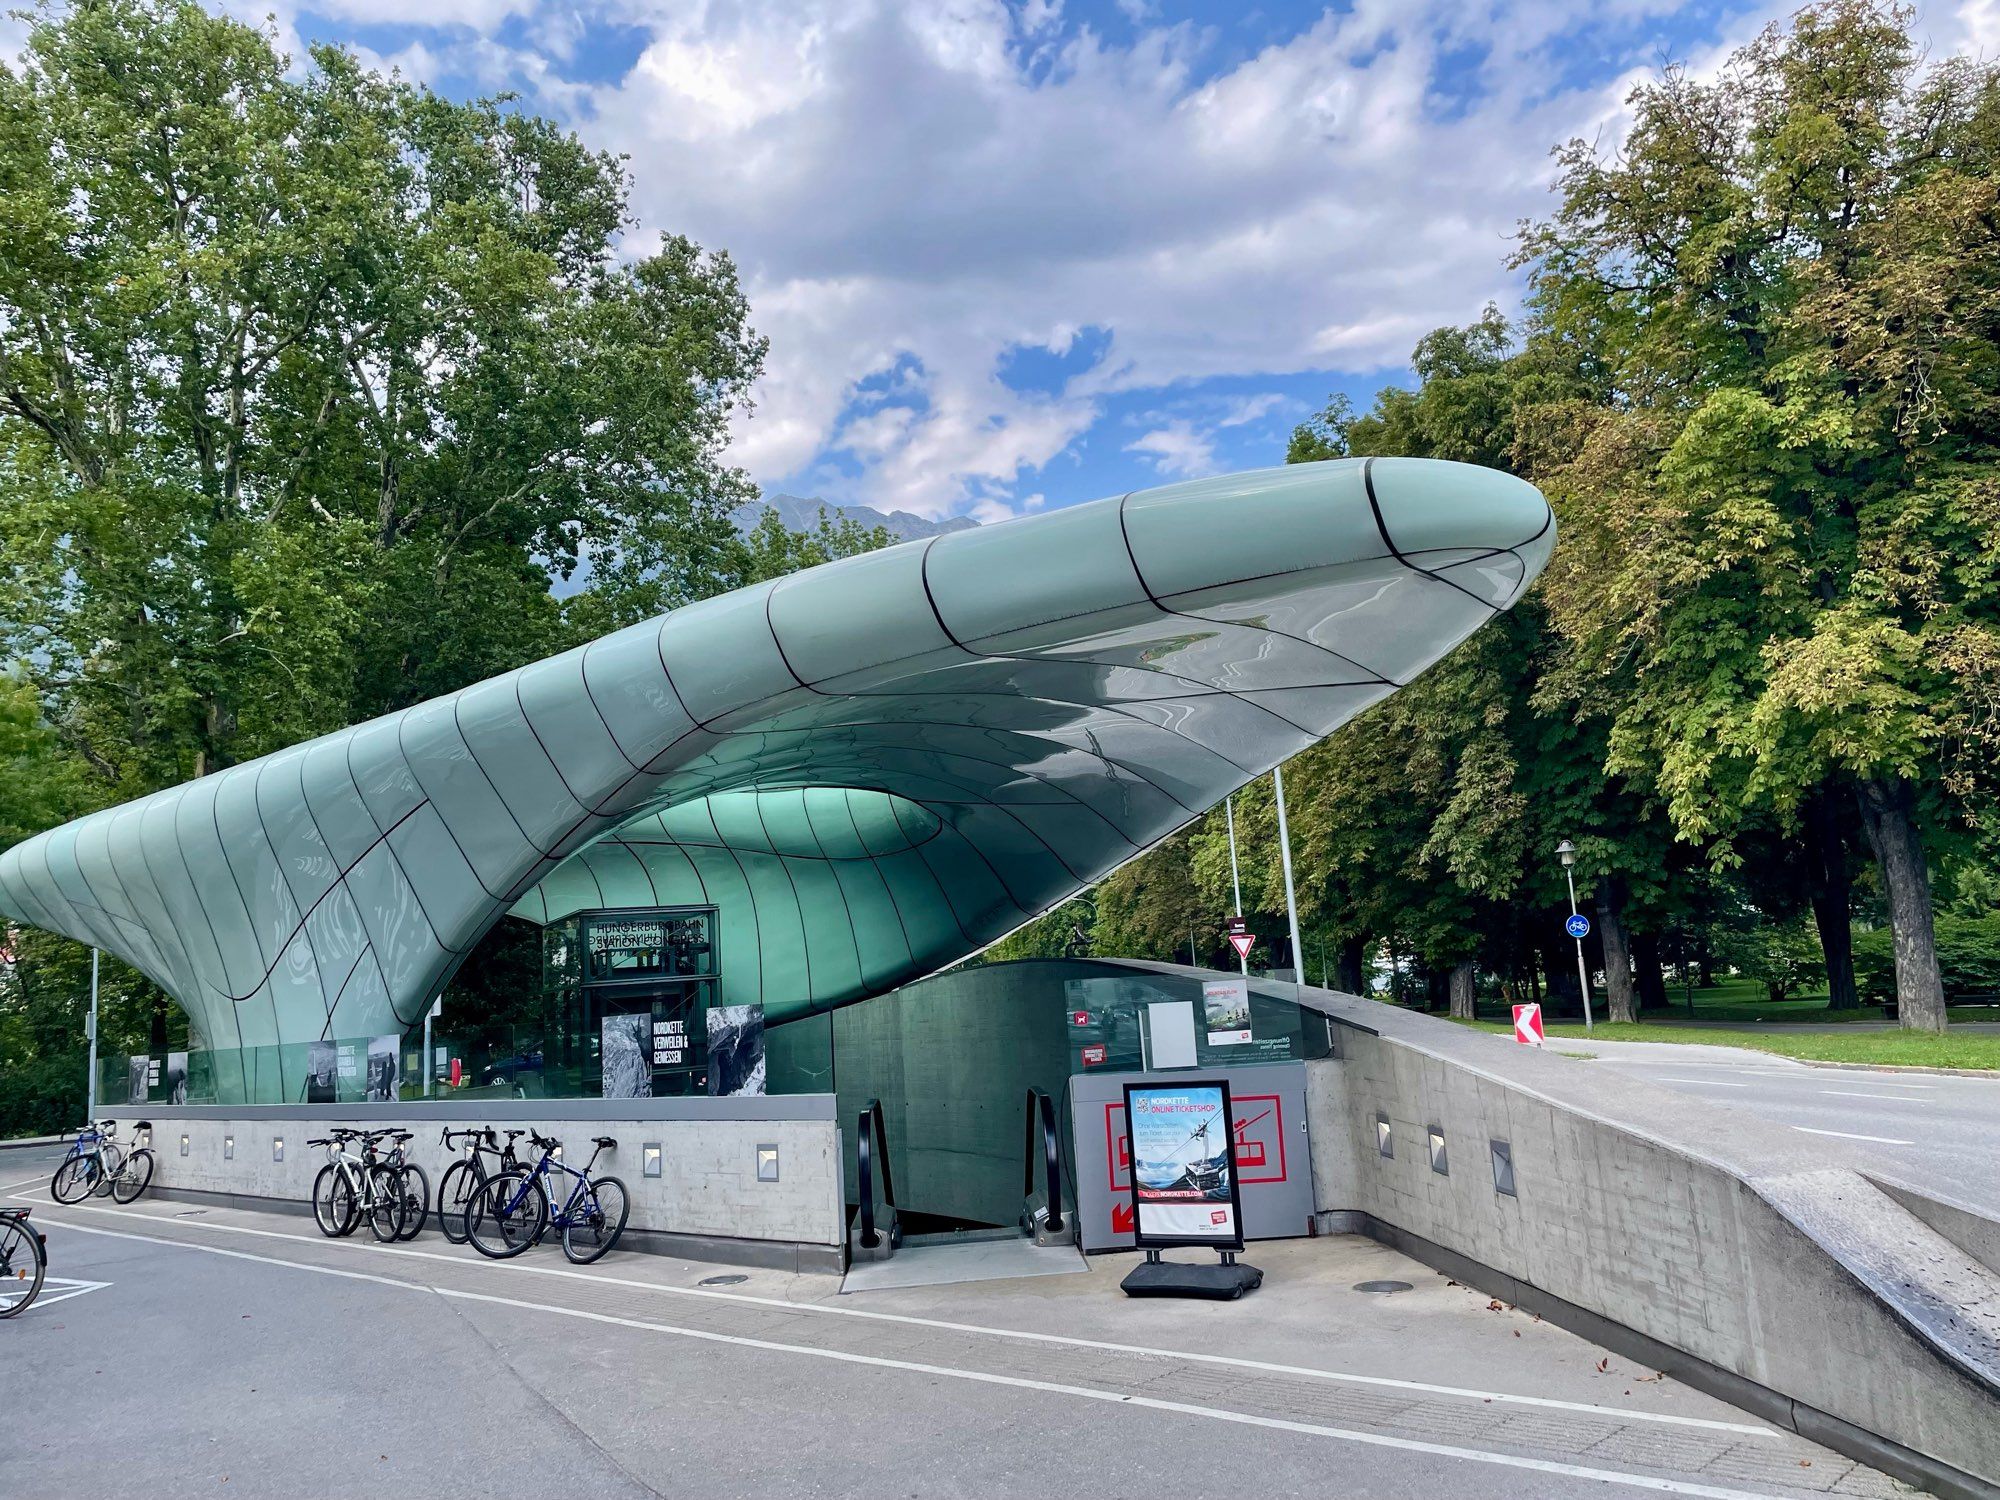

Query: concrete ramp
[
  {"left": 1277, "top": 981, "right": 2000, "bottom": 1500},
  {"left": 840, "top": 1235, "right": 1087, "bottom": 1294}
]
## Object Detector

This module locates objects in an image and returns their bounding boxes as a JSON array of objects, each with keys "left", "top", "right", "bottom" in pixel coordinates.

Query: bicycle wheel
[
  {"left": 436, "top": 1161, "right": 479, "bottom": 1245},
  {"left": 0, "top": 1220, "right": 45, "bottom": 1318},
  {"left": 112, "top": 1149, "right": 154, "bottom": 1204},
  {"left": 50, "top": 1155, "right": 93, "bottom": 1205},
  {"left": 466, "top": 1170, "right": 546, "bottom": 1260},
  {"left": 561, "top": 1175, "right": 630, "bottom": 1265},
  {"left": 90, "top": 1141, "right": 125, "bottom": 1198},
  {"left": 312, "top": 1164, "right": 356, "bottom": 1238},
  {"left": 394, "top": 1162, "right": 429, "bottom": 1241},
  {"left": 367, "top": 1166, "right": 408, "bottom": 1243}
]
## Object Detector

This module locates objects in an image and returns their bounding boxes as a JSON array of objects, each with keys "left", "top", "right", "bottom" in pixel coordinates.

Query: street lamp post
[
  {"left": 1556, "top": 840, "right": 1594, "bottom": 1032},
  {"left": 1272, "top": 763, "right": 1305, "bottom": 996}
]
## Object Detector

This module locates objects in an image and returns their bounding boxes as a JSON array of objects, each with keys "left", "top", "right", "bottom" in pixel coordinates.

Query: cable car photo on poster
[{"left": 1122, "top": 1080, "right": 1245, "bottom": 1251}]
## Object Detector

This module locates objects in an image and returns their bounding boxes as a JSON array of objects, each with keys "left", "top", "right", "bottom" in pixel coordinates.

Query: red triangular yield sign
[{"left": 1228, "top": 932, "right": 1256, "bottom": 958}]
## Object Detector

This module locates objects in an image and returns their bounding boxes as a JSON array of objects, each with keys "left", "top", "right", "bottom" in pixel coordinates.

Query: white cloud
[
  {"left": 1126, "top": 421, "right": 1216, "bottom": 478},
  {"left": 1218, "top": 392, "right": 1289, "bottom": 427}
]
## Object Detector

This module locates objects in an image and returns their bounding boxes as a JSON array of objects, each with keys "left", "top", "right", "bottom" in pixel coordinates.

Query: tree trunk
[
  {"left": 1337, "top": 935, "right": 1367, "bottom": 996},
  {"left": 1632, "top": 930, "right": 1668, "bottom": 1011},
  {"left": 1855, "top": 775, "right": 1947, "bottom": 1032},
  {"left": 1596, "top": 876, "right": 1637, "bottom": 1024},
  {"left": 1804, "top": 782, "right": 1860, "bottom": 1011},
  {"left": 1696, "top": 929, "right": 1715, "bottom": 988},
  {"left": 1448, "top": 961, "right": 1477, "bottom": 1020}
]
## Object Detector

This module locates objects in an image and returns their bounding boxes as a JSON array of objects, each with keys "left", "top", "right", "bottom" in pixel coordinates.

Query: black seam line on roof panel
[
  {"left": 764, "top": 581, "right": 814, "bottom": 694},
  {"left": 109, "top": 804, "right": 206, "bottom": 1038},
  {"left": 315, "top": 941, "right": 373, "bottom": 1043},
  {"left": 148, "top": 792, "right": 230, "bottom": 1011},
  {"left": 701, "top": 797, "right": 765, "bottom": 1002},
  {"left": 511, "top": 673, "right": 598, "bottom": 819},
  {"left": 610, "top": 798, "right": 949, "bottom": 859},
  {"left": 750, "top": 791, "right": 814, "bottom": 1000},
  {"left": 190, "top": 780, "right": 265, "bottom": 996},
  {"left": 577, "top": 636, "right": 648, "bottom": 775},
  {"left": 887, "top": 796, "right": 984, "bottom": 947},
  {"left": 1360, "top": 455, "right": 1504, "bottom": 616},
  {"left": 257, "top": 750, "right": 342, "bottom": 1022},
  {"left": 723, "top": 706, "right": 1202, "bottom": 818},
  {"left": 708, "top": 728, "right": 1160, "bottom": 849},
  {"left": 212, "top": 796, "right": 432, "bottom": 1005},
  {"left": 793, "top": 788, "right": 868, "bottom": 986},
  {"left": 456, "top": 689, "right": 583, "bottom": 856},
  {"left": 878, "top": 751, "right": 1096, "bottom": 893},
  {"left": 208, "top": 780, "right": 292, "bottom": 976},
  {"left": 30, "top": 833, "right": 118, "bottom": 967},
  {"left": 845, "top": 787, "right": 918, "bottom": 971},
  {"left": 74, "top": 814, "right": 140, "bottom": 932},
  {"left": 1115, "top": 484, "right": 1402, "bottom": 689},
  {"left": 439, "top": 692, "right": 539, "bottom": 862},
  {"left": 42, "top": 830, "right": 123, "bottom": 958}
]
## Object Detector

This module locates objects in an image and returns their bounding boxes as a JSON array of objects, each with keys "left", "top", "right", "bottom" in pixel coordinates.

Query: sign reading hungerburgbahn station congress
[{"left": 0, "top": 458, "right": 1552, "bottom": 1090}]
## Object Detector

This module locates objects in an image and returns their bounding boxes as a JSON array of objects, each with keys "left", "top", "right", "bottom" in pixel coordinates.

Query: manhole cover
[
  {"left": 1352, "top": 1280, "right": 1413, "bottom": 1294},
  {"left": 698, "top": 1274, "right": 749, "bottom": 1287}
]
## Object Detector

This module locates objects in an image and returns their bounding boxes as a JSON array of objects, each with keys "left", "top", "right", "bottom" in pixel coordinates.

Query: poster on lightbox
[
  {"left": 601, "top": 1013, "right": 653, "bottom": 1099},
  {"left": 1122, "top": 1081, "right": 1244, "bottom": 1250},
  {"left": 364, "top": 1035, "right": 399, "bottom": 1102},
  {"left": 1202, "top": 977, "right": 1252, "bottom": 1045},
  {"left": 305, "top": 1039, "right": 336, "bottom": 1104},
  {"left": 706, "top": 1004, "right": 766, "bottom": 1097}
]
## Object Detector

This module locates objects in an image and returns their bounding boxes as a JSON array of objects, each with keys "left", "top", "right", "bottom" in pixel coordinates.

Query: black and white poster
[
  {"left": 166, "top": 1051, "right": 189, "bottom": 1105},
  {"left": 706, "top": 1004, "right": 766, "bottom": 1097},
  {"left": 306, "top": 1039, "right": 337, "bottom": 1104},
  {"left": 127, "top": 1054, "right": 150, "bottom": 1105},
  {"left": 365, "top": 1035, "right": 399, "bottom": 1102},
  {"left": 601, "top": 1013, "right": 652, "bottom": 1099}
]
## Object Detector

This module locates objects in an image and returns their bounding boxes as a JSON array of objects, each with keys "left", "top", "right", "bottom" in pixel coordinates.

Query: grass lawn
[{"left": 1456, "top": 1017, "right": 2000, "bottom": 1070}]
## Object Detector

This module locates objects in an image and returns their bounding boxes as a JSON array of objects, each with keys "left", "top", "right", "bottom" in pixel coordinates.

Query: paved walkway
[{"left": 3, "top": 1158, "right": 1914, "bottom": 1500}]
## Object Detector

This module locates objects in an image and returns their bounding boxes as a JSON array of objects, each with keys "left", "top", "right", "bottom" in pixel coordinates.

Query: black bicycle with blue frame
[{"left": 465, "top": 1131, "right": 629, "bottom": 1264}]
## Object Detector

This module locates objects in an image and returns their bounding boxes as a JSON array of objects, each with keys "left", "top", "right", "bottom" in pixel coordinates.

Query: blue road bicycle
[{"left": 465, "top": 1131, "right": 629, "bottom": 1265}]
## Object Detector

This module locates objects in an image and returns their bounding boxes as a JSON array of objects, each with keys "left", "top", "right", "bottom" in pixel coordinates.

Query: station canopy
[{"left": 0, "top": 458, "right": 1553, "bottom": 1050}]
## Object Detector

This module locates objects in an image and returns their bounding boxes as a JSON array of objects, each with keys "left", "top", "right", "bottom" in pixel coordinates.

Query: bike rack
[
  {"left": 855, "top": 1099, "right": 897, "bottom": 1251},
  {"left": 1023, "top": 1087, "right": 1067, "bottom": 1238}
]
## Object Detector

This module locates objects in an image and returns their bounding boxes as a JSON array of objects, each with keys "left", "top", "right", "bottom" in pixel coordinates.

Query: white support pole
[
  {"left": 1272, "top": 764, "right": 1306, "bottom": 995},
  {"left": 85, "top": 948, "right": 100, "bottom": 1121},
  {"left": 1225, "top": 796, "right": 1247, "bottom": 974},
  {"left": 1564, "top": 866, "right": 1595, "bottom": 1032}
]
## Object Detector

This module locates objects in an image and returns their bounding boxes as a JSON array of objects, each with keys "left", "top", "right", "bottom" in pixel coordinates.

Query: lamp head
[{"left": 1555, "top": 838, "right": 1577, "bottom": 868}]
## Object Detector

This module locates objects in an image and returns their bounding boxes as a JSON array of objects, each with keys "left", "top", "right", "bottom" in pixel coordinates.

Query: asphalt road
[
  {"left": 2, "top": 1154, "right": 1909, "bottom": 1500},
  {"left": 1577, "top": 1042, "right": 2000, "bottom": 1216}
]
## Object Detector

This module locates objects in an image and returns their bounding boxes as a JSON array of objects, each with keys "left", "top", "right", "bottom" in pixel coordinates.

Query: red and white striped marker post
[{"left": 1512, "top": 1002, "right": 1545, "bottom": 1048}]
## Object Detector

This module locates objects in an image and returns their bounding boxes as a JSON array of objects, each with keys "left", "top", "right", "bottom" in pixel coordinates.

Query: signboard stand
[{"left": 1117, "top": 1079, "right": 1263, "bottom": 1301}]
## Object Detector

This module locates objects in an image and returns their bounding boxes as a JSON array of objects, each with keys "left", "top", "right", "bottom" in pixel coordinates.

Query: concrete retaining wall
[
  {"left": 100, "top": 1097, "right": 844, "bottom": 1273},
  {"left": 1297, "top": 990, "right": 2000, "bottom": 1500}
]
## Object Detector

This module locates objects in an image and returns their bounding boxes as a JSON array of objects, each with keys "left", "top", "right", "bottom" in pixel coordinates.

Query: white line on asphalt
[
  {"left": 1656, "top": 1078, "right": 1750, "bottom": 1087},
  {"left": 1818, "top": 1091, "right": 1928, "bottom": 1103},
  {"left": 22, "top": 1277, "right": 112, "bottom": 1309},
  {"left": 1794, "top": 1127, "right": 1915, "bottom": 1146},
  {"left": 27, "top": 1213, "right": 1796, "bottom": 1500},
  {"left": 15, "top": 1188, "right": 1774, "bottom": 1437}
]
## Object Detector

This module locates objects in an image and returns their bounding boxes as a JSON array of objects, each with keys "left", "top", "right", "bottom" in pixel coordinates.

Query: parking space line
[
  {"left": 1656, "top": 1078, "right": 1749, "bottom": 1087},
  {"left": 1794, "top": 1127, "right": 1915, "bottom": 1146},
  {"left": 1818, "top": 1090, "right": 1927, "bottom": 1102},
  {"left": 14, "top": 1187, "right": 1774, "bottom": 1437},
  {"left": 28, "top": 1213, "right": 1794, "bottom": 1500}
]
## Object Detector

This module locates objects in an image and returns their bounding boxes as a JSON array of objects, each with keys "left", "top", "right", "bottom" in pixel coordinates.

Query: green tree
[{"left": 1520, "top": 0, "right": 2000, "bottom": 1029}]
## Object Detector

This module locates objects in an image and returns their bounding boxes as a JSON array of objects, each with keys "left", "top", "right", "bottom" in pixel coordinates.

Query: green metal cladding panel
[{"left": 0, "top": 458, "right": 1553, "bottom": 1061}]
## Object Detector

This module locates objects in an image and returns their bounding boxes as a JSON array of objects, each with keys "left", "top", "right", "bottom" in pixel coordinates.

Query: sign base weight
[{"left": 1119, "top": 1257, "right": 1263, "bottom": 1301}]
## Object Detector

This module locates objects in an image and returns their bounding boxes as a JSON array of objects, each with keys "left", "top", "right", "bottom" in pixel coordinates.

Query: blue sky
[{"left": 224, "top": 0, "right": 1994, "bottom": 520}]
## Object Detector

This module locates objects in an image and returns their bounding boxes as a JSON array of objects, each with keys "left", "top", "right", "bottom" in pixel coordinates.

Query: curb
[
  {"left": 1795, "top": 1059, "right": 2000, "bottom": 1080},
  {"left": 0, "top": 1134, "right": 66, "bottom": 1152}
]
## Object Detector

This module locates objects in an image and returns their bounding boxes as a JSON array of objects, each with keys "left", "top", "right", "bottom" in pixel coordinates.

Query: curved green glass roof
[{"left": 0, "top": 457, "right": 1552, "bottom": 1053}]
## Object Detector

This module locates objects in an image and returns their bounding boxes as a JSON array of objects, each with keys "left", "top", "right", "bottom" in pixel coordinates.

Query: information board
[{"left": 1122, "top": 1080, "right": 1245, "bottom": 1250}]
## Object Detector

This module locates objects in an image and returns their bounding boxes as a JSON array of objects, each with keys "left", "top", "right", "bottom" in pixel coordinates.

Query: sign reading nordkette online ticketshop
[{"left": 1122, "top": 1080, "right": 1245, "bottom": 1251}]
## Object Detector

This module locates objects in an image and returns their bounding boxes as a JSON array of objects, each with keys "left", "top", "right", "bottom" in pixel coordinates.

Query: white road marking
[
  {"left": 1819, "top": 1091, "right": 1927, "bottom": 1103},
  {"left": 29, "top": 1214, "right": 1795, "bottom": 1499},
  {"left": 1656, "top": 1078, "right": 1750, "bottom": 1087},
  {"left": 1794, "top": 1127, "right": 1915, "bottom": 1146},
  {"left": 16, "top": 1188, "right": 1773, "bottom": 1437},
  {"left": 21, "top": 1277, "right": 112, "bottom": 1309}
]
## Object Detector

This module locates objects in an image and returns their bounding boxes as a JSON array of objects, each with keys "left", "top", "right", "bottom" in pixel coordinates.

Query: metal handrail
[
  {"left": 856, "top": 1099, "right": 895, "bottom": 1250},
  {"left": 1023, "top": 1087, "right": 1065, "bottom": 1234}
]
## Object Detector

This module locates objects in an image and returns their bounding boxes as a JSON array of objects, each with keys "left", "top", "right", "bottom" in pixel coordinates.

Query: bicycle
[
  {"left": 435, "top": 1127, "right": 525, "bottom": 1245},
  {"left": 375, "top": 1129, "right": 430, "bottom": 1242},
  {"left": 50, "top": 1119, "right": 154, "bottom": 1205},
  {"left": 466, "top": 1132, "right": 629, "bottom": 1265},
  {"left": 0, "top": 1207, "right": 46, "bottom": 1318},
  {"left": 306, "top": 1128, "right": 410, "bottom": 1242}
]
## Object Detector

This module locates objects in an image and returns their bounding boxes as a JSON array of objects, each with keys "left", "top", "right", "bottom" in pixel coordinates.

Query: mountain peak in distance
[{"left": 731, "top": 493, "right": 979, "bottom": 543}]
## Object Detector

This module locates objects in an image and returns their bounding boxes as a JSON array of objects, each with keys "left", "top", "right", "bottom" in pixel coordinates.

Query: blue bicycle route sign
[{"left": 1565, "top": 913, "right": 1592, "bottom": 939}]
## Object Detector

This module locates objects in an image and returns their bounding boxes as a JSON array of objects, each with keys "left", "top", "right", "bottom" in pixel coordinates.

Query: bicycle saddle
[
  {"left": 502, "top": 1129, "right": 527, "bottom": 1140},
  {"left": 592, "top": 1136, "right": 616, "bottom": 1149}
]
